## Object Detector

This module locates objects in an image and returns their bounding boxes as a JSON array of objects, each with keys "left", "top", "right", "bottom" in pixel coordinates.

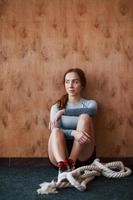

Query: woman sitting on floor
[{"left": 48, "top": 68, "right": 97, "bottom": 177}]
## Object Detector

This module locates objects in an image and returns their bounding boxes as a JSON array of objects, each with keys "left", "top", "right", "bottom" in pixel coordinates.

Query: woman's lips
[
  {"left": 68, "top": 90, "right": 75, "bottom": 94},
  {"left": 69, "top": 89, "right": 74, "bottom": 92}
]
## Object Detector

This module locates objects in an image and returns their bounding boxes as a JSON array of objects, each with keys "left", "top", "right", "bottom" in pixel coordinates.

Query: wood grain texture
[{"left": 0, "top": 0, "right": 133, "bottom": 157}]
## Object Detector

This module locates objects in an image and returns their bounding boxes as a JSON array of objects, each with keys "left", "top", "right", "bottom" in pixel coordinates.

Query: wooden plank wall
[{"left": 0, "top": 0, "right": 132, "bottom": 157}]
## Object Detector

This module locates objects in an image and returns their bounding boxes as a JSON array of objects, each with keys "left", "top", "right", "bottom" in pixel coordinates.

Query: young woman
[{"left": 48, "top": 68, "right": 97, "bottom": 176}]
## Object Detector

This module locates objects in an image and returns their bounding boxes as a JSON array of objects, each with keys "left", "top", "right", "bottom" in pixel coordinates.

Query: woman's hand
[
  {"left": 49, "top": 109, "right": 65, "bottom": 130},
  {"left": 71, "top": 130, "right": 91, "bottom": 144}
]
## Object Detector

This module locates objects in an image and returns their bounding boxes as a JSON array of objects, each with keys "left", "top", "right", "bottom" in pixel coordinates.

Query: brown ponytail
[
  {"left": 55, "top": 94, "right": 68, "bottom": 110},
  {"left": 53, "top": 68, "right": 86, "bottom": 110}
]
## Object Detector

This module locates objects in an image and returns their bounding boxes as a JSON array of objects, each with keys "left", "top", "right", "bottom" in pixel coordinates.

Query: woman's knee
[
  {"left": 51, "top": 128, "right": 64, "bottom": 138},
  {"left": 78, "top": 114, "right": 92, "bottom": 123}
]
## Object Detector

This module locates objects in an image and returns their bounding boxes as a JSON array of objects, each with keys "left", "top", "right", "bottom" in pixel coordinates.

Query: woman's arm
[
  {"left": 63, "top": 108, "right": 95, "bottom": 116},
  {"left": 86, "top": 100, "right": 97, "bottom": 115},
  {"left": 63, "top": 100, "right": 97, "bottom": 117},
  {"left": 49, "top": 104, "right": 65, "bottom": 130}
]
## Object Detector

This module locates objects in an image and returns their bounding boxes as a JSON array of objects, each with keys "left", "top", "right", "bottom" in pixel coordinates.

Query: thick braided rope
[{"left": 37, "top": 158, "right": 132, "bottom": 194}]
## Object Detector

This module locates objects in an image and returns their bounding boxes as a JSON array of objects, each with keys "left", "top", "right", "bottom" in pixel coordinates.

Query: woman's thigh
[
  {"left": 48, "top": 129, "right": 69, "bottom": 166},
  {"left": 77, "top": 140, "right": 95, "bottom": 161},
  {"left": 67, "top": 139, "right": 95, "bottom": 165},
  {"left": 76, "top": 148, "right": 96, "bottom": 167},
  {"left": 48, "top": 134, "right": 57, "bottom": 166}
]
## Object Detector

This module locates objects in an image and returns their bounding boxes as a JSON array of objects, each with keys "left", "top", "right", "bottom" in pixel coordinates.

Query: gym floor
[{"left": 0, "top": 164, "right": 133, "bottom": 200}]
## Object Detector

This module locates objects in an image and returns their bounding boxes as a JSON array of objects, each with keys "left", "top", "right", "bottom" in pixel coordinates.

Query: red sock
[
  {"left": 67, "top": 158, "right": 74, "bottom": 165},
  {"left": 57, "top": 161, "right": 67, "bottom": 173}
]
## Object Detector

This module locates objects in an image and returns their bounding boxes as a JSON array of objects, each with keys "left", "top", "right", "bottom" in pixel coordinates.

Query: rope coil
[{"left": 37, "top": 158, "right": 132, "bottom": 194}]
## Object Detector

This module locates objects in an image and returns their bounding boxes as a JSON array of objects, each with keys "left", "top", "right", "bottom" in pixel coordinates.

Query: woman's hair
[{"left": 55, "top": 68, "right": 86, "bottom": 109}]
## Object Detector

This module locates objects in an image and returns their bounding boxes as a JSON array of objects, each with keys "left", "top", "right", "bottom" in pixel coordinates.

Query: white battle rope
[{"left": 37, "top": 158, "right": 132, "bottom": 194}]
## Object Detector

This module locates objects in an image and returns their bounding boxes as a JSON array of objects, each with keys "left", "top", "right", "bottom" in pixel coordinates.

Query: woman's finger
[
  {"left": 79, "top": 137, "right": 88, "bottom": 144},
  {"left": 80, "top": 134, "right": 91, "bottom": 143},
  {"left": 82, "top": 131, "right": 91, "bottom": 139},
  {"left": 50, "top": 120, "right": 56, "bottom": 130},
  {"left": 54, "top": 119, "right": 57, "bottom": 127}
]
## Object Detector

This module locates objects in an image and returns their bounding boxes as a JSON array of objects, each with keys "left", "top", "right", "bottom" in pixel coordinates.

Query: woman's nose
[{"left": 69, "top": 81, "right": 73, "bottom": 87}]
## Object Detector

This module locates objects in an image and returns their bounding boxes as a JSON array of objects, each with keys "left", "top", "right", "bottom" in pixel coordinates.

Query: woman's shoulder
[
  {"left": 50, "top": 103, "right": 59, "bottom": 111},
  {"left": 81, "top": 98, "right": 98, "bottom": 109},
  {"left": 81, "top": 98, "right": 97, "bottom": 104}
]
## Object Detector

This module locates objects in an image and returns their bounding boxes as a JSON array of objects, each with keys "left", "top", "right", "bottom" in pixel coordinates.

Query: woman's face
[{"left": 64, "top": 72, "right": 82, "bottom": 97}]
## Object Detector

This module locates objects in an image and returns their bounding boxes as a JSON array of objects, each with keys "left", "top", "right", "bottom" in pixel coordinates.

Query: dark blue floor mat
[{"left": 0, "top": 166, "right": 133, "bottom": 200}]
